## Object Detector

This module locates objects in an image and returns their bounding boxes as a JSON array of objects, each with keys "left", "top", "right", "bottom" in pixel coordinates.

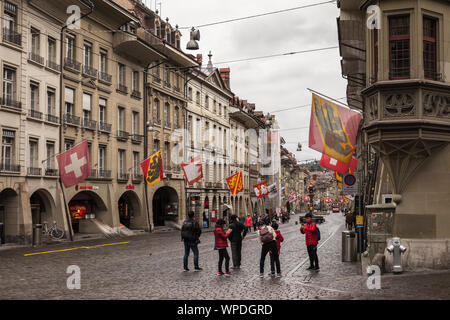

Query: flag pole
[
  {"left": 59, "top": 178, "right": 74, "bottom": 242},
  {"left": 307, "top": 88, "right": 363, "bottom": 113}
]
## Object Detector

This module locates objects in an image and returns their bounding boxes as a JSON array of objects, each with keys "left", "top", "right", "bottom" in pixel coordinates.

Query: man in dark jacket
[
  {"left": 181, "top": 211, "right": 202, "bottom": 272},
  {"left": 228, "top": 214, "right": 248, "bottom": 269}
]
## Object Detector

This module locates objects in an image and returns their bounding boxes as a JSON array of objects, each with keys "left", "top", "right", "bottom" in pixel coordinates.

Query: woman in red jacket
[
  {"left": 300, "top": 213, "right": 319, "bottom": 271},
  {"left": 272, "top": 222, "right": 284, "bottom": 255},
  {"left": 214, "top": 219, "right": 232, "bottom": 276}
]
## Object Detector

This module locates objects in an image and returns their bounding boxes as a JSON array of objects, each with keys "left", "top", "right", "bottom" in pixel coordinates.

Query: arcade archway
[
  {"left": 0, "top": 188, "right": 19, "bottom": 244},
  {"left": 118, "top": 191, "right": 141, "bottom": 229},
  {"left": 152, "top": 187, "right": 179, "bottom": 227},
  {"left": 68, "top": 191, "right": 108, "bottom": 233},
  {"left": 30, "top": 189, "right": 56, "bottom": 225}
]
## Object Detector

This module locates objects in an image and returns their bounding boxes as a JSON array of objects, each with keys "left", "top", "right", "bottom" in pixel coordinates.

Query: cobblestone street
[{"left": 0, "top": 213, "right": 448, "bottom": 300}]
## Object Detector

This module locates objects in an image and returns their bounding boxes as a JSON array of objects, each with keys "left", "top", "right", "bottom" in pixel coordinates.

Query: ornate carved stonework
[
  {"left": 423, "top": 91, "right": 450, "bottom": 118},
  {"left": 383, "top": 93, "right": 416, "bottom": 118},
  {"left": 366, "top": 94, "right": 378, "bottom": 121}
]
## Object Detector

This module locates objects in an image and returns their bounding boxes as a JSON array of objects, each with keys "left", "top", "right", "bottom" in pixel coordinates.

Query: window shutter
[
  {"left": 83, "top": 93, "right": 91, "bottom": 111},
  {"left": 65, "top": 88, "right": 74, "bottom": 103}
]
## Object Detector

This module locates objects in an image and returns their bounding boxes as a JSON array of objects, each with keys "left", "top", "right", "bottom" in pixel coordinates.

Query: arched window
[{"left": 164, "top": 102, "right": 170, "bottom": 126}]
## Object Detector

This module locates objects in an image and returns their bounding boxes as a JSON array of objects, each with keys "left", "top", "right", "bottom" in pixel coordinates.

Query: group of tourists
[{"left": 180, "top": 211, "right": 320, "bottom": 277}]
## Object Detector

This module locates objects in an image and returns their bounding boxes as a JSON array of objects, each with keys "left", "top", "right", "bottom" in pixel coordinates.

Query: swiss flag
[
  {"left": 57, "top": 140, "right": 90, "bottom": 188},
  {"left": 320, "top": 153, "right": 358, "bottom": 174},
  {"left": 181, "top": 155, "right": 203, "bottom": 185}
]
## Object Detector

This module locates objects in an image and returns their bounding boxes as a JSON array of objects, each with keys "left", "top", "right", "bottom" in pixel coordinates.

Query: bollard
[
  {"left": 32, "top": 224, "right": 43, "bottom": 246},
  {"left": 387, "top": 237, "right": 407, "bottom": 273}
]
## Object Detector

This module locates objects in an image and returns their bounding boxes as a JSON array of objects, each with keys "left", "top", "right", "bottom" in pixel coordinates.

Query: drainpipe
[
  {"left": 143, "top": 63, "right": 151, "bottom": 232},
  {"left": 58, "top": 2, "right": 94, "bottom": 241}
]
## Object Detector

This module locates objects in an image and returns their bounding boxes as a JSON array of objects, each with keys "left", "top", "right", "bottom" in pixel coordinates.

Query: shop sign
[{"left": 126, "top": 184, "right": 135, "bottom": 190}]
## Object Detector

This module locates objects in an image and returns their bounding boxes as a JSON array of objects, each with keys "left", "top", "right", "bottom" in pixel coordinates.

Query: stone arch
[
  {"left": 152, "top": 186, "right": 179, "bottom": 227},
  {"left": 68, "top": 190, "right": 108, "bottom": 233},
  {"left": 29, "top": 188, "right": 56, "bottom": 225},
  {"left": 0, "top": 188, "right": 19, "bottom": 243},
  {"left": 118, "top": 190, "right": 142, "bottom": 229}
]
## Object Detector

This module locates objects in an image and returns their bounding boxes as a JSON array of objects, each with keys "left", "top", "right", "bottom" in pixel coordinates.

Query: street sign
[
  {"left": 343, "top": 173, "right": 359, "bottom": 195},
  {"left": 356, "top": 215, "right": 363, "bottom": 227}
]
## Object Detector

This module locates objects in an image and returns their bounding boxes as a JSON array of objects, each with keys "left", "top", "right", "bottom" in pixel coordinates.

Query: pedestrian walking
[
  {"left": 245, "top": 214, "right": 252, "bottom": 233},
  {"left": 252, "top": 213, "right": 258, "bottom": 232},
  {"left": 300, "top": 213, "right": 320, "bottom": 271},
  {"left": 345, "top": 210, "right": 354, "bottom": 230},
  {"left": 181, "top": 211, "right": 202, "bottom": 272},
  {"left": 258, "top": 220, "right": 281, "bottom": 277},
  {"left": 214, "top": 219, "right": 232, "bottom": 276},
  {"left": 228, "top": 214, "right": 248, "bottom": 269}
]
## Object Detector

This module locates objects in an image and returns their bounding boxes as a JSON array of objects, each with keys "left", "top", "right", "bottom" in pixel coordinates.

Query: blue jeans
[{"left": 184, "top": 241, "right": 199, "bottom": 269}]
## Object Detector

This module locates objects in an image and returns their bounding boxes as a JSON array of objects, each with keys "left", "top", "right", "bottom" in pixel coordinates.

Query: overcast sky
[{"left": 147, "top": 0, "right": 347, "bottom": 161}]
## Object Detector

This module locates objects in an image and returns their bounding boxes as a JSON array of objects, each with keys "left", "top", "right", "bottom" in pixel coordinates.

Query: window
[
  {"left": 196, "top": 91, "right": 200, "bottom": 104},
  {"left": 132, "top": 111, "right": 139, "bottom": 135},
  {"left": 82, "top": 93, "right": 91, "bottom": 124},
  {"left": 29, "top": 139, "right": 38, "bottom": 168},
  {"left": 219, "top": 103, "right": 222, "bottom": 116},
  {"left": 164, "top": 66, "right": 170, "bottom": 86},
  {"left": 65, "top": 33, "right": 75, "bottom": 60},
  {"left": 118, "top": 107, "right": 125, "bottom": 131},
  {"left": 99, "top": 49, "right": 107, "bottom": 74},
  {"left": 118, "top": 150, "right": 125, "bottom": 175},
  {"left": 188, "top": 87, "right": 193, "bottom": 101},
  {"left": 64, "top": 87, "right": 74, "bottom": 115},
  {"left": 153, "top": 99, "right": 160, "bottom": 122},
  {"left": 153, "top": 139, "right": 160, "bottom": 154},
  {"left": 46, "top": 142, "right": 55, "bottom": 170},
  {"left": 205, "top": 95, "right": 209, "bottom": 109},
  {"left": 187, "top": 115, "right": 193, "bottom": 143},
  {"left": 47, "top": 89, "right": 55, "bottom": 115},
  {"left": 3, "top": 67, "right": 16, "bottom": 104},
  {"left": 164, "top": 103, "right": 170, "bottom": 125},
  {"left": 64, "top": 140, "right": 74, "bottom": 151},
  {"left": 118, "top": 63, "right": 126, "bottom": 86},
  {"left": 373, "top": 29, "right": 378, "bottom": 81},
  {"left": 223, "top": 106, "right": 227, "bottom": 118},
  {"left": 3, "top": 2, "right": 17, "bottom": 33},
  {"left": 98, "top": 145, "right": 106, "bottom": 172},
  {"left": 31, "top": 28, "right": 40, "bottom": 55},
  {"left": 1, "top": 130, "right": 15, "bottom": 168},
  {"left": 133, "top": 152, "right": 139, "bottom": 176},
  {"left": 423, "top": 16, "right": 437, "bottom": 80},
  {"left": 30, "top": 82, "right": 39, "bottom": 111},
  {"left": 389, "top": 15, "right": 410, "bottom": 79},
  {"left": 164, "top": 142, "right": 170, "bottom": 169},
  {"left": 132, "top": 71, "right": 139, "bottom": 92},
  {"left": 83, "top": 41, "right": 92, "bottom": 67},
  {"left": 174, "top": 106, "right": 179, "bottom": 128},
  {"left": 48, "top": 37, "right": 57, "bottom": 63},
  {"left": 99, "top": 98, "right": 106, "bottom": 124}
]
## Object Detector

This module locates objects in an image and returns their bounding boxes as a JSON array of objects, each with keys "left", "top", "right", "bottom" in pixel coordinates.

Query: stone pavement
[{"left": 0, "top": 213, "right": 448, "bottom": 300}]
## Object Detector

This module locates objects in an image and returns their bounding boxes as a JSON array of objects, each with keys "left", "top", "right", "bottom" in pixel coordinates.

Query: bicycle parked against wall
[{"left": 42, "top": 221, "right": 65, "bottom": 239}]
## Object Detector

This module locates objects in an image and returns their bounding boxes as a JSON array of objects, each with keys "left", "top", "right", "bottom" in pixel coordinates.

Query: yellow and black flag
[{"left": 141, "top": 150, "right": 164, "bottom": 187}]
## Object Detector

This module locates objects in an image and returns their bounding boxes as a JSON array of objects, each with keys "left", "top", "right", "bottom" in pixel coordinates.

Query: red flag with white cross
[
  {"left": 57, "top": 140, "right": 90, "bottom": 188},
  {"left": 181, "top": 155, "right": 203, "bottom": 185}
]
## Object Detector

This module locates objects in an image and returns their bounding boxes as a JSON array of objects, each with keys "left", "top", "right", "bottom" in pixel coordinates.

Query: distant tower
[{"left": 207, "top": 51, "right": 213, "bottom": 73}]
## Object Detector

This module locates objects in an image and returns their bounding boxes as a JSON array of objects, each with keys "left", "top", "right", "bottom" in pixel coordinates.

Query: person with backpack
[
  {"left": 258, "top": 220, "right": 281, "bottom": 277},
  {"left": 181, "top": 211, "right": 202, "bottom": 272},
  {"left": 214, "top": 219, "right": 232, "bottom": 276},
  {"left": 300, "top": 213, "right": 320, "bottom": 271},
  {"left": 228, "top": 214, "right": 248, "bottom": 269}
]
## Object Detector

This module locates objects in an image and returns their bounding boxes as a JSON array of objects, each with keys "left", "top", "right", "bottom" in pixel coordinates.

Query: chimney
[
  {"left": 219, "top": 68, "right": 230, "bottom": 89},
  {"left": 196, "top": 54, "right": 203, "bottom": 67}
]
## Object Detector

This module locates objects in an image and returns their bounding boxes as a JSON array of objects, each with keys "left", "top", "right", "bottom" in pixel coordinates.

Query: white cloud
[{"left": 156, "top": 0, "right": 346, "bottom": 161}]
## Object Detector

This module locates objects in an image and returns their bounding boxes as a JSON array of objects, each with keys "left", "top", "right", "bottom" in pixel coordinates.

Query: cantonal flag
[
  {"left": 226, "top": 171, "right": 244, "bottom": 195},
  {"left": 181, "top": 155, "right": 203, "bottom": 185},
  {"left": 141, "top": 150, "right": 164, "bottom": 187},
  {"left": 320, "top": 153, "right": 358, "bottom": 174},
  {"left": 56, "top": 140, "right": 90, "bottom": 188},
  {"left": 309, "top": 93, "right": 362, "bottom": 164}
]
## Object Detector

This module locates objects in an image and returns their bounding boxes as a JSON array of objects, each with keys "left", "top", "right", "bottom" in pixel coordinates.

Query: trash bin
[
  {"left": 32, "top": 224, "right": 43, "bottom": 246},
  {"left": 0, "top": 222, "right": 4, "bottom": 245},
  {"left": 342, "top": 230, "right": 357, "bottom": 262}
]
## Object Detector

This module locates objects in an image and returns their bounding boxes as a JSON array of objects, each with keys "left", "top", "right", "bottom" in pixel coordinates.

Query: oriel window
[
  {"left": 423, "top": 17, "right": 438, "bottom": 80},
  {"left": 389, "top": 15, "right": 410, "bottom": 79}
]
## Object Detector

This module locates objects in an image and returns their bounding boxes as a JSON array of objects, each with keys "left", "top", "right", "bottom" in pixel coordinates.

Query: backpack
[
  {"left": 316, "top": 225, "right": 321, "bottom": 241},
  {"left": 181, "top": 219, "right": 196, "bottom": 241},
  {"left": 260, "top": 226, "right": 274, "bottom": 244}
]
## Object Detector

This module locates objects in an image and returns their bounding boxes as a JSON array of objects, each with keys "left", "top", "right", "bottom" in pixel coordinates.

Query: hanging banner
[
  {"left": 226, "top": 171, "right": 244, "bottom": 195},
  {"left": 181, "top": 155, "right": 203, "bottom": 185},
  {"left": 253, "top": 181, "right": 269, "bottom": 199},
  {"left": 309, "top": 93, "right": 362, "bottom": 164},
  {"left": 141, "top": 150, "right": 164, "bottom": 187}
]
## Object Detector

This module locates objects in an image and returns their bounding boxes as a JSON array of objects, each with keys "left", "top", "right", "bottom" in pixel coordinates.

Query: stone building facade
[{"left": 338, "top": 0, "right": 450, "bottom": 269}]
